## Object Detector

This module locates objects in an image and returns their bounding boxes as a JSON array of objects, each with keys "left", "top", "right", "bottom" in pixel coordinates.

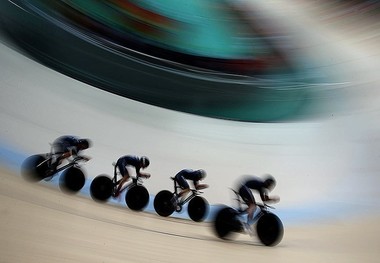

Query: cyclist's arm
[
  {"left": 65, "top": 146, "right": 78, "bottom": 158},
  {"left": 60, "top": 147, "right": 75, "bottom": 159},
  {"left": 260, "top": 190, "right": 279, "bottom": 203},
  {"left": 195, "top": 183, "right": 208, "bottom": 190},
  {"left": 136, "top": 167, "right": 150, "bottom": 178}
]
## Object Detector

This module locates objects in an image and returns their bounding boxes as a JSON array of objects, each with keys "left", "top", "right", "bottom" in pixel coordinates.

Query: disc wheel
[
  {"left": 125, "top": 185, "right": 149, "bottom": 211},
  {"left": 59, "top": 167, "right": 85, "bottom": 194},
  {"left": 90, "top": 175, "right": 113, "bottom": 201},
  {"left": 188, "top": 196, "right": 209, "bottom": 222},
  {"left": 213, "top": 206, "right": 241, "bottom": 240},
  {"left": 256, "top": 213, "right": 284, "bottom": 246},
  {"left": 153, "top": 190, "right": 175, "bottom": 217},
  {"left": 21, "top": 154, "right": 49, "bottom": 182}
]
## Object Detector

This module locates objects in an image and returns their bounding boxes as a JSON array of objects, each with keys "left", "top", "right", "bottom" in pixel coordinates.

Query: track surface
[{"left": 1, "top": 169, "right": 379, "bottom": 263}]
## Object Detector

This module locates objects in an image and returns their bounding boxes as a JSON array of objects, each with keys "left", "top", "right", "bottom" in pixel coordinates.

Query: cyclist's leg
[
  {"left": 113, "top": 160, "right": 120, "bottom": 184},
  {"left": 239, "top": 186, "right": 256, "bottom": 223},
  {"left": 238, "top": 186, "right": 255, "bottom": 236},
  {"left": 114, "top": 162, "right": 130, "bottom": 197},
  {"left": 176, "top": 175, "right": 190, "bottom": 201},
  {"left": 50, "top": 142, "right": 64, "bottom": 167}
]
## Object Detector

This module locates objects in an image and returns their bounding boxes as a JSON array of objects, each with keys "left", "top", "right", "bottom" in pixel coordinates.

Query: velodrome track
[
  {"left": 1, "top": 1, "right": 380, "bottom": 262},
  {"left": 1, "top": 169, "right": 379, "bottom": 263}
]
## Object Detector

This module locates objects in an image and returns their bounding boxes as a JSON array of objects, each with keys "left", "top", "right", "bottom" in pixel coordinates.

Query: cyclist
[
  {"left": 237, "top": 174, "right": 279, "bottom": 231},
  {"left": 173, "top": 169, "right": 208, "bottom": 205},
  {"left": 112, "top": 155, "right": 151, "bottom": 197},
  {"left": 49, "top": 135, "right": 91, "bottom": 173}
]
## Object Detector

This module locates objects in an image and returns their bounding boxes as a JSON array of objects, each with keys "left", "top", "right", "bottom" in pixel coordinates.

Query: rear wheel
[
  {"left": 125, "top": 185, "right": 149, "bottom": 211},
  {"left": 90, "top": 175, "right": 113, "bottom": 201},
  {"left": 59, "top": 167, "right": 86, "bottom": 194},
  {"left": 154, "top": 190, "right": 175, "bottom": 217},
  {"left": 256, "top": 213, "right": 284, "bottom": 246},
  {"left": 188, "top": 196, "right": 208, "bottom": 222},
  {"left": 213, "top": 206, "right": 241, "bottom": 240},
  {"left": 21, "top": 154, "right": 49, "bottom": 182}
]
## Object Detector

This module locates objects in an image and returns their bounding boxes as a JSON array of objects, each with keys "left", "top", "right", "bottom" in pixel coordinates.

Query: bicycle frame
[
  {"left": 112, "top": 172, "right": 145, "bottom": 194},
  {"left": 230, "top": 188, "right": 271, "bottom": 222},
  {"left": 171, "top": 177, "right": 201, "bottom": 206},
  {"left": 38, "top": 154, "right": 85, "bottom": 175}
]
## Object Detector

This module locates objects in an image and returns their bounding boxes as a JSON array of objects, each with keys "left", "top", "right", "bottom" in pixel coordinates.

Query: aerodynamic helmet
[
  {"left": 140, "top": 156, "right": 150, "bottom": 168},
  {"left": 78, "top": 139, "right": 91, "bottom": 150},
  {"left": 199, "top": 169, "right": 207, "bottom": 180},
  {"left": 263, "top": 174, "right": 276, "bottom": 189}
]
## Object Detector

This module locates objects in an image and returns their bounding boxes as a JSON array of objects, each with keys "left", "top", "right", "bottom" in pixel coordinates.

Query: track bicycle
[
  {"left": 21, "top": 153, "right": 88, "bottom": 193},
  {"left": 154, "top": 177, "right": 209, "bottom": 222},
  {"left": 213, "top": 188, "right": 283, "bottom": 246},
  {"left": 90, "top": 165, "right": 150, "bottom": 211}
]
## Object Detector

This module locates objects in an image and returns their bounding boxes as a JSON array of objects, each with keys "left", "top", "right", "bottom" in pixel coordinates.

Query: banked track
[{"left": 1, "top": 170, "right": 380, "bottom": 263}]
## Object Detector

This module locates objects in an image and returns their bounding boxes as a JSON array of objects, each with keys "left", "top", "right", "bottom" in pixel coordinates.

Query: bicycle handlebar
[
  {"left": 191, "top": 189, "right": 203, "bottom": 195},
  {"left": 73, "top": 156, "right": 87, "bottom": 162},
  {"left": 132, "top": 175, "right": 145, "bottom": 182},
  {"left": 229, "top": 188, "right": 276, "bottom": 210},
  {"left": 256, "top": 203, "right": 275, "bottom": 210}
]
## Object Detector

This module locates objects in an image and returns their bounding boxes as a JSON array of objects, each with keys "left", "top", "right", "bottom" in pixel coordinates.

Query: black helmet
[
  {"left": 199, "top": 169, "right": 207, "bottom": 180},
  {"left": 263, "top": 174, "right": 276, "bottom": 189},
  {"left": 140, "top": 156, "right": 150, "bottom": 168},
  {"left": 78, "top": 139, "right": 91, "bottom": 149}
]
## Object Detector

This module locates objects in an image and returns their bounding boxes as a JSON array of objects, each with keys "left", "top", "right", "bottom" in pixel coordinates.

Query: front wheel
[
  {"left": 21, "top": 154, "right": 50, "bottom": 182},
  {"left": 125, "top": 185, "right": 149, "bottom": 211},
  {"left": 90, "top": 175, "right": 114, "bottom": 201},
  {"left": 213, "top": 206, "right": 242, "bottom": 240},
  {"left": 59, "top": 167, "right": 86, "bottom": 194},
  {"left": 188, "top": 196, "right": 209, "bottom": 222},
  {"left": 154, "top": 190, "right": 175, "bottom": 217},
  {"left": 256, "top": 213, "right": 284, "bottom": 246}
]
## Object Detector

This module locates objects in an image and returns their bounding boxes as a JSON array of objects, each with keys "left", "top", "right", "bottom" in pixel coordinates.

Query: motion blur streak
[
  {"left": 1, "top": 0, "right": 380, "bottom": 216},
  {"left": 1, "top": 1, "right": 380, "bottom": 262},
  {"left": 0, "top": 0, "right": 365, "bottom": 122}
]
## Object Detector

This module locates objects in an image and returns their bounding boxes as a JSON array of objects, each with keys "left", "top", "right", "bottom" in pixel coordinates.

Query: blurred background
[
  {"left": 2, "top": 0, "right": 369, "bottom": 122},
  {"left": 1, "top": 0, "right": 380, "bottom": 224}
]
